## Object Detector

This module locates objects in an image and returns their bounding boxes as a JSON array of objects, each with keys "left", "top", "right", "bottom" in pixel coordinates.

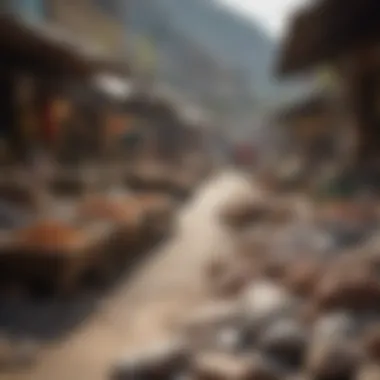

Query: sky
[{"left": 217, "top": 0, "right": 308, "bottom": 37}]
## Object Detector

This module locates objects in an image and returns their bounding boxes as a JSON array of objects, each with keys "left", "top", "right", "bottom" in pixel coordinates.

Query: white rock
[
  {"left": 242, "top": 281, "right": 296, "bottom": 323},
  {"left": 312, "top": 312, "right": 358, "bottom": 343}
]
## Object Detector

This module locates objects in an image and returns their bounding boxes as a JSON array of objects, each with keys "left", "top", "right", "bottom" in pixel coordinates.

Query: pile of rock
[{"left": 112, "top": 195, "right": 380, "bottom": 380}]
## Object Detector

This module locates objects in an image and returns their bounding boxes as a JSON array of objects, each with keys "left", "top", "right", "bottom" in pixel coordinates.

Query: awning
[
  {"left": 0, "top": 14, "right": 130, "bottom": 78},
  {"left": 275, "top": 91, "right": 334, "bottom": 123},
  {"left": 0, "top": 14, "right": 90, "bottom": 76},
  {"left": 276, "top": 0, "right": 380, "bottom": 77}
]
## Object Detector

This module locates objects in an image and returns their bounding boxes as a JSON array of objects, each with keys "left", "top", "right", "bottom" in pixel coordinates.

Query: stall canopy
[
  {"left": 275, "top": 91, "right": 334, "bottom": 124},
  {"left": 0, "top": 14, "right": 130, "bottom": 78},
  {"left": 276, "top": 0, "right": 380, "bottom": 77}
]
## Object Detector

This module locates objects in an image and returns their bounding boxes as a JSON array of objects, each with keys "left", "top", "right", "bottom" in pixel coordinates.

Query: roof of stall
[
  {"left": 276, "top": 0, "right": 380, "bottom": 77},
  {"left": 0, "top": 14, "right": 130, "bottom": 77},
  {"left": 275, "top": 91, "right": 334, "bottom": 123}
]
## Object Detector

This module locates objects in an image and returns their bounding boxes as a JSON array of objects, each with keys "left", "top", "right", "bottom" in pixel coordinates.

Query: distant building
[{"left": 0, "top": 0, "right": 131, "bottom": 164}]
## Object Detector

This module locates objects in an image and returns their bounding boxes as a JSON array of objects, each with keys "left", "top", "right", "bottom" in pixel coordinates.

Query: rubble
[
  {"left": 111, "top": 191, "right": 380, "bottom": 380},
  {"left": 180, "top": 300, "right": 245, "bottom": 352},
  {"left": 3, "top": 167, "right": 380, "bottom": 380},
  {"left": 111, "top": 338, "right": 190, "bottom": 380},
  {"left": 305, "top": 340, "right": 362, "bottom": 380},
  {"left": 257, "top": 318, "right": 308, "bottom": 370}
]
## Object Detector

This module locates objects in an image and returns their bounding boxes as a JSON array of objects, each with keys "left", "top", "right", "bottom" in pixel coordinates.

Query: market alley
[{"left": 3, "top": 171, "right": 254, "bottom": 380}]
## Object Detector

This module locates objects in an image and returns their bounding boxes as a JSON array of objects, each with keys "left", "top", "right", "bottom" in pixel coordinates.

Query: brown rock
[
  {"left": 261, "top": 259, "right": 288, "bottom": 281},
  {"left": 313, "top": 263, "right": 380, "bottom": 312},
  {"left": 315, "top": 201, "right": 376, "bottom": 225},
  {"left": 362, "top": 325, "right": 380, "bottom": 362},
  {"left": 306, "top": 340, "right": 362, "bottom": 380},
  {"left": 282, "top": 258, "right": 323, "bottom": 297}
]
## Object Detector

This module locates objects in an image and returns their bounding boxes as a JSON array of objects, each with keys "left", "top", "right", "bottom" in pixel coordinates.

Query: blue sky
[{"left": 217, "top": 0, "right": 308, "bottom": 37}]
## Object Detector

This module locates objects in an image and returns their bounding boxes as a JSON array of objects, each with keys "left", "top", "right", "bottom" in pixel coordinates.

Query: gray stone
[
  {"left": 242, "top": 281, "right": 298, "bottom": 329},
  {"left": 111, "top": 338, "right": 189, "bottom": 380},
  {"left": 312, "top": 312, "right": 359, "bottom": 343},
  {"left": 181, "top": 301, "right": 245, "bottom": 352},
  {"left": 258, "top": 318, "right": 309, "bottom": 370},
  {"left": 306, "top": 340, "right": 362, "bottom": 380}
]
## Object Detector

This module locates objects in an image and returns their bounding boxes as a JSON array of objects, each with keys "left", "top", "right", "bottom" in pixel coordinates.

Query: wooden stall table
[{"left": 0, "top": 220, "right": 113, "bottom": 296}]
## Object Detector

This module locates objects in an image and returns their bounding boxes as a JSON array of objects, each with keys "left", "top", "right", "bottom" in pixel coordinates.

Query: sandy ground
[{"left": 1, "top": 171, "right": 254, "bottom": 380}]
